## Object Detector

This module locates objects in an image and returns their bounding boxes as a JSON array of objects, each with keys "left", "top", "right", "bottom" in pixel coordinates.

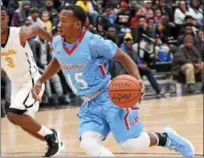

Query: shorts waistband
[{"left": 81, "top": 82, "right": 110, "bottom": 103}]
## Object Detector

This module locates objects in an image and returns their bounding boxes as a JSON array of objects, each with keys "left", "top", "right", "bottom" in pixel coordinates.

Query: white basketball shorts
[{"left": 9, "top": 73, "right": 45, "bottom": 117}]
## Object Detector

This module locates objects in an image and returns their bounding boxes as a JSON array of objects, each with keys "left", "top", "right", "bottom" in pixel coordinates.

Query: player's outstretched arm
[
  {"left": 114, "top": 48, "right": 145, "bottom": 102},
  {"left": 19, "top": 25, "right": 52, "bottom": 46},
  {"left": 32, "top": 58, "right": 60, "bottom": 101}
]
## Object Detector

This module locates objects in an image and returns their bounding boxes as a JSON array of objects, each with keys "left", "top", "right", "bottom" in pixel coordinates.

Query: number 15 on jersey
[{"left": 67, "top": 73, "right": 88, "bottom": 94}]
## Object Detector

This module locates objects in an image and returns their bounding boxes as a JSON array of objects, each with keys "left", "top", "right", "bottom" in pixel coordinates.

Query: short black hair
[
  {"left": 185, "top": 15, "right": 194, "bottom": 21},
  {"left": 63, "top": 5, "right": 87, "bottom": 26},
  {"left": 1, "top": 5, "right": 8, "bottom": 14},
  {"left": 30, "top": 7, "right": 39, "bottom": 14},
  {"left": 137, "top": 15, "right": 146, "bottom": 20}
]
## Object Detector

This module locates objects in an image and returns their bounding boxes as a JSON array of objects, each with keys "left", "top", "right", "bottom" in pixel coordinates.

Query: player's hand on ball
[
  {"left": 138, "top": 80, "right": 145, "bottom": 103},
  {"left": 32, "top": 81, "right": 42, "bottom": 102}
]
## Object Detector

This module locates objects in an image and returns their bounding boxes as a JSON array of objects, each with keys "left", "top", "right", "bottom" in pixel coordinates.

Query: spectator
[
  {"left": 146, "top": 17, "right": 155, "bottom": 38},
  {"left": 33, "top": 36, "right": 64, "bottom": 105},
  {"left": 162, "top": 15, "right": 176, "bottom": 38},
  {"left": 141, "top": 0, "right": 154, "bottom": 19},
  {"left": 41, "top": 10, "right": 53, "bottom": 34},
  {"left": 76, "top": 0, "right": 98, "bottom": 25},
  {"left": 132, "top": 15, "right": 148, "bottom": 43},
  {"left": 157, "top": 0, "right": 173, "bottom": 21},
  {"left": 155, "top": 22, "right": 168, "bottom": 44},
  {"left": 187, "top": 0, "right": 203, "bottom": 23},
  {"left": 102, "top": 4, "right": 116, "bottom": 25},
  {"left": 28, "top": 7, "right": 44, "bottom": 28},
  {"left": 40, "top": 0, "right": 59, "bottom": 26},
  {"left": 130, "top": 8, "right": 145, "bottom": 29},
  {"left": 30, "top": 0, "right": 45, "bottom": 9},
  {"left": 12, "top": 0, "right": 31, "bottom": 27},
  {"left": 195, "top": 30, "right": 204, "bottom": 61},
  {"left": 154, "top": 22, "right": 172, "bottom": 63},
  {"left": 121, "top": 33, "right": 163, "bottom": 98},
  {"left": 184, "top": 15, "right": 202, "bottom": 30},
  {"left": 174, "top": 1, "right": 189, "bottom": 34},
  {"left": 177, "top": 23, "right": 197, "bottom": 46},
  {"left": 2, "top": 0, "right": 19, "bottom": 25},
  {"left": 105, "top": 25, "right": 121, "bottom": 46},
  {"left": 115, "top": 1, "right": 131, "bottom": 33},
  {"left": 84, "top": 16, "right": 96, "bottom": 33},
  {"left": 154, "top": 8, "right": 163, "bottom": 23},
  {"left": 174, "top": 35, "right": 203, "bottom": 93}
]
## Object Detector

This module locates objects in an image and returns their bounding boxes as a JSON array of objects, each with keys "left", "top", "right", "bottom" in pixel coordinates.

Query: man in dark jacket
[{"left": 174, "top": 35, "right": 203, "bottom": 93}]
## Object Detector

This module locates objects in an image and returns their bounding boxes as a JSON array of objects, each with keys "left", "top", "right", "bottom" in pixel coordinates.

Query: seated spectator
[
  {"left": 195, "top": 30, "right": 204, "bottom": 61},
  {"left": 174, "top": 35, "right": 203, "bottom": 93},
  {"left": 162, "top": 15, "right": 176, "bottom": 39},
  {"left": 154, "top": 8, "right": 163, "bottom": 23},
  {"left": 115, "top": 1, "right": 131, "bottom": 33},
  {"left": 12, "top": 0, "right": 31, "bottom": 27},
  {"left": 174, "top": 1, "right": 189, "bottom": 34},
  {"left": 146, "top": 17, "right": 155, "bottom": 38},
  {"left": 102, "top": 4, "right": 116, "bottom": 25},
  {"left": 184, "top": 15, "right": 202, "bottom": 30},
  {"left": 76, "top": 0, "right": 98, "bottom": 25},
  {"left": 40, "top": 0, "right": 59, "bottom": 26},
  {"left": 157, "top": 0, "right": 173, "bottom": 21},
  {"left": 186, "top": 0, "right": 203, "bottom": 23},
  {"left": 105, "top": 25, "right": 121, "bottom": 46},
  {"left": 141, "top": 0, "right": 154, "bottom": 19},
  {"left": 130, "top": 8, "right": 145, "bottom": 29},
  {"left": 121, "top": 33, "right": 163, "bottom": 98},
  {"left": 132, "top": 16, "right": 148, "bottom": 43},
  {"left": 28, "top": 8, "right": 44, "bottom": 28},
  {"left": 154, "top": 22, "right": 168, "bottom": 44},
  {"left": 41, "top": 10, "right": 53, "bottom": 34},
  {"left": 177, "top": 23, "right": 197, "bottom": 46}
]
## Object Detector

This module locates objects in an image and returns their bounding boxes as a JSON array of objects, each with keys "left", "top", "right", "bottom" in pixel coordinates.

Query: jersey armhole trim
[{"left": 1, "top": 27, "right": 10, "bottom": 48}]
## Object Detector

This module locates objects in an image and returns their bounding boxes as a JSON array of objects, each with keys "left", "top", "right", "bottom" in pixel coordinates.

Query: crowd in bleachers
[{"left": 1, "top": 0, "right": 204, "bottom": 115}]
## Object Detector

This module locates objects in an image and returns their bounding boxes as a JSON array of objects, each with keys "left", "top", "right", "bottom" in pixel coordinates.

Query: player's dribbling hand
[
  {"left": 32, "top": 81, "right": 42, "bottom": 102},
  {"left": 138, "top": 80, "right": 145, "bottom": 104}
]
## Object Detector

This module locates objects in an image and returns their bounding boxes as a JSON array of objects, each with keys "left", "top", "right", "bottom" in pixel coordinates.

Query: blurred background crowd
[{"left": 1, "top": 0, "right": 204, "bottom": 117}]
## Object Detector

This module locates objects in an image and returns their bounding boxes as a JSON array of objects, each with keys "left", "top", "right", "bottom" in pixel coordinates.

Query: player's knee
[
  {"left": 80, "top": 132, "right": 102, "bottom": 154},
  {"left": 80, "top": 131, "right": 114, "bottom": 156},
  {"left": 119, "top": 132, "right": 150, "bottom": 152}
]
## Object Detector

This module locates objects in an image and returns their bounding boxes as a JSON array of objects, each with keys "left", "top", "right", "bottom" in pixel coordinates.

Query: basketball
[{"left": 108, "top": 75, "right": 142, "bottom": 108}]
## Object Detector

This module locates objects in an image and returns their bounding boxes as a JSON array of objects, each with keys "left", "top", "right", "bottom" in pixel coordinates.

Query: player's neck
[
  {"left": 1, "top": 27, "right": 9, "bottom": 45},
  {"left": 65, "top": 29, "right": 83, "bottom": 43}
]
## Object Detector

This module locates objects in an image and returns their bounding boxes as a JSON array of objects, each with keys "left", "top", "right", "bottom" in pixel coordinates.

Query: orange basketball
[{"left": 108, "top": 75, "right": 142, "bottom": 108}]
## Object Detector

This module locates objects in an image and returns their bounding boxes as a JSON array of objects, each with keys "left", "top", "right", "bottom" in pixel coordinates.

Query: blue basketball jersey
[{"left": 52, "top": 31, "right": 117, "bottom": 96}]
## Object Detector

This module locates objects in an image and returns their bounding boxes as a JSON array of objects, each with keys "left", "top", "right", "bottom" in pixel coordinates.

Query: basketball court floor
[{"left": 1, "top": 94, "right": 203, "bottom": 157}]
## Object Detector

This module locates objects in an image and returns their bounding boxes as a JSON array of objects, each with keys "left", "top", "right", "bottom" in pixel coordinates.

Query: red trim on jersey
[
  {"left": 62, "top": 30, "right": 86, "bottom": 55},
  {"left": 130, "top": 106, "right": 139, "bottom": 110},
  {"left": 99, "top": 62, "right": 107, "bottom": 76},
  {"left": 124, "top": 108, "right": 130, "bottom": 130}
]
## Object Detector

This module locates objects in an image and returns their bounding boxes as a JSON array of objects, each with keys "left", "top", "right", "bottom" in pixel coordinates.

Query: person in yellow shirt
[
  {"left": 76, "top": 0, "right": 98, "bottom": 25},
  {"left": 41, "top": 10, "right": 52, "bottom": 34}
]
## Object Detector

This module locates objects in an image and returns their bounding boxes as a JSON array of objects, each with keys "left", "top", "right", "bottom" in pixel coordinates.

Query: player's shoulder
[
  {"left": 9, "top": 27, "right": 21, "bottom": 33},
  {"left": 89, "top": 33, "right": 105, "bottom": 48},
  {"left": 90, "top": 33, "right": 104, "bottom": 41},
  {"left": 52, "top": 35, "right": 62, "bottom": 47}
]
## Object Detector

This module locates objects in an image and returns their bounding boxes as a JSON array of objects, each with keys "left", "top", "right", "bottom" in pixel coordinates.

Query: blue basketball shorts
[{"left": 77, "top": 89, "right": 144, "bottom": 143}]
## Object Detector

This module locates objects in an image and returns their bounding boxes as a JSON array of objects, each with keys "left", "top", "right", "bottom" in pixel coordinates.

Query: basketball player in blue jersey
[{"left": 32, "top": 5, "right": 194, "bottom": 157}]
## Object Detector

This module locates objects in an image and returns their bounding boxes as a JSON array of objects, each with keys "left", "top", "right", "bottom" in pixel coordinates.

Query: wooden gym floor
[{"left": 1, "top": 95, "right": 203, "bottom": 157}]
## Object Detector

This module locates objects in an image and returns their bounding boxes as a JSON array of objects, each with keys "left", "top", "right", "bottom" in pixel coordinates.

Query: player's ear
[{"left": 75, "top": 20, "right": 81, "bottom": 29}]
